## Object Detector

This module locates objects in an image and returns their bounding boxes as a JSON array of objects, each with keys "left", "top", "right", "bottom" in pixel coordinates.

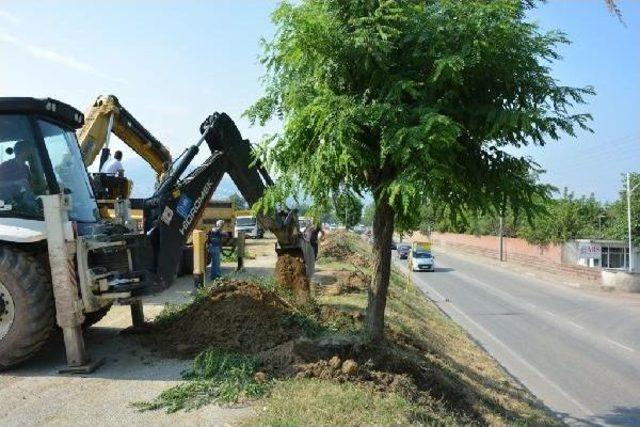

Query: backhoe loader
[
  {"left": 0, "top": 97, "right": 312, "bottom": 372},
  {"left": 78, "top": 94, "right": 235, "bottom": 239}
]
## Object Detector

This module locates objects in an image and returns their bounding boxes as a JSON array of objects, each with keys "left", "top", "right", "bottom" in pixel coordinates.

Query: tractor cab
[{"left": 0, "top": 98, "right": 99, "bottom": 234}]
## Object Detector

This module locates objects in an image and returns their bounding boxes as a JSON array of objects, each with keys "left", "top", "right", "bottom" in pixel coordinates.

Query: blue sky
[{"left": 0, "top": 0, "right": 638, "bottom": 201}]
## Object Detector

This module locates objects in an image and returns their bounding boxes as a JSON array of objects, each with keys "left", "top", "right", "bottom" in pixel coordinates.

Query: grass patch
[
  {"left": 252, "top": 231, "right": 558, "bottom": 426},
  {"left": 132, "top": 349, "right": 268, "bottom": 413},
  {"left": 145, "top": 232, "right": 555, "bottom": 425},
  {"left": 251, "top": 378, "right": 456, "bottom": 426}
]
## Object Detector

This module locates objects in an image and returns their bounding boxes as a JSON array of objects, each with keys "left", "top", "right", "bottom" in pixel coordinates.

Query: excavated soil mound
[
  {"left": 320, "top": 233, "right": 370, "bottom": 268},
  {"left": 143, "top": 281, "right": 303, "bottom": 358},
  {"left": 275, "top": 254, "right": 310, "bottom": 303},
  {"left": 295, "top": 356, "right": 417, "bottom": 397},
  {"left": 255, "top": 337, "right": 429, "bottom": 400},
  {"left": 315, "top": 270, "right": 371, "bottom": 296}
]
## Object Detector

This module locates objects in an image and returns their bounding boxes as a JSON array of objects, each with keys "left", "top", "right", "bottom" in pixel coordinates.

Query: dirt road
[{"left": 0, "top": 243, "right": 281, "bottom": 426}]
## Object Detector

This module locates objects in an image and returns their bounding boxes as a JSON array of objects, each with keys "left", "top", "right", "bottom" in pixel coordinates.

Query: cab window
[{"left": 0, "top": 115, "right": 47, "bottom": 218}]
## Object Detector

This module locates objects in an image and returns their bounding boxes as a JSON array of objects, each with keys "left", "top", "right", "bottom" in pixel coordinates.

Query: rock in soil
[
  {"left": 341, "top": 359, "right": 358, "bottom": 376},
  {"left": 254, "top": 372, "right": 268, "bottom": 383},
  {"left": 329, "top": 355, "right": 342, "bottom": 370}
]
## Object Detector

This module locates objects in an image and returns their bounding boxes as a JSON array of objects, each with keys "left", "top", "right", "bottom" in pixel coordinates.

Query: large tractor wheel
[{"left": 0, "top": 246, "right": 55, "bottom": 370}]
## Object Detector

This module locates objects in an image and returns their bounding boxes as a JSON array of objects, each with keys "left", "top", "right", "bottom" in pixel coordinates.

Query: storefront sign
[{"left": 578, "top": 242, "right": 601, "bottom": 258}]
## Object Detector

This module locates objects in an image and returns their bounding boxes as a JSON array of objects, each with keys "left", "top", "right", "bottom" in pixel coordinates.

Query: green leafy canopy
[{"left": 246, "top": 0, "right": 593, "bottom": 231}]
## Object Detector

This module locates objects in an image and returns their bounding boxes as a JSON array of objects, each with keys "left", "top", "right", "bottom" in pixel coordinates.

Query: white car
[{"left": 409, "top": 250, "right": 435, "bottom": 272}]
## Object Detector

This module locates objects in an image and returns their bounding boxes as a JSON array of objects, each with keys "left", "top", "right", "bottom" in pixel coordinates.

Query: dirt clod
[
  {"left": 275, "top": 254, "right": 311, "bottom": 304},
  {"left": 254, "top": 372, "right": 268, "bottom": 383},
  {"left": 329, "top": 355, "right": 342, "bottom": 370},
  {"left": 341, "top": 359, "right": 358, "bottom": 376}
]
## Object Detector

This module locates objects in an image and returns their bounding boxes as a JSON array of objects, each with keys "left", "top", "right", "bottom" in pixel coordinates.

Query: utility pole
[
  {"left": 626, "top": 173, "right": 638, "bottom": 272},
  {"left": 499, "top": 214, "right": 504, "bottom": 262}
]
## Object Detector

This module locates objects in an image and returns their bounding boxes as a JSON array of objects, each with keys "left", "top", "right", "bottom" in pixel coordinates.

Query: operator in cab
[
  {"left": 101, "top": 150, "right": 124, "bottom": 177},
  {"left": 207, "top": 219, "right": 225, "bottom": 281},
  {"left": 0, "top": 140, "right": 32, "bottom": 184}
]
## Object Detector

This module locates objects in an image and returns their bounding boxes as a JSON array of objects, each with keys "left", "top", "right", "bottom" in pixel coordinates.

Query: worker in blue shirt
[{"left": 207, "top": 220, "right": 224, "bottom": 281}]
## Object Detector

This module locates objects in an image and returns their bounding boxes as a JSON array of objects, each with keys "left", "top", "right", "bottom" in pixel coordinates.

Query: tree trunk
[{"left": 365, "top": 196, "right": 395, "bottom": 343}]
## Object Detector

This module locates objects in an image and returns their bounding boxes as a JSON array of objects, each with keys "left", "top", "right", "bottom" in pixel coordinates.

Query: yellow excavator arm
[{"left": 77, "top": 95, "right": 171, "bottom": 176}]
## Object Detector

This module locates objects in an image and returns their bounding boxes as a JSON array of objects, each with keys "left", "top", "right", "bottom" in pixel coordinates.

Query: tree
[
  {"left": 248, "top": 0, "right": 592, "bottom": 342},
  {"left": 518, "top": 189, "right": 606, "bottom": 244},
  {"left": 362, "top": 202, "right": 375, "bottom": 227},
  {"left": 228, "top": 192, "right": 247, "bottom": 210},
  {"left": 605, "top": 0, "right": 624, "bottom": 23},
  {"left": 334, "top": 190, "right": 363, "bottom": 228}
]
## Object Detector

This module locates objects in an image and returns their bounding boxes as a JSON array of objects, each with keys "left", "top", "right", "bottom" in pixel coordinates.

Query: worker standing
[
  {"left": 207, "top": 219, "right": 225, "bottom": 281},
  {"left": 304, "top": 221, "right": 325, "bottom": 260}
]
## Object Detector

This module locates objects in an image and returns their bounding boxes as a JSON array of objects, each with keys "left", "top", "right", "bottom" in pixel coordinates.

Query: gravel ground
[{"left": 0, "top": 271, "right": 251, "bottom": 427}]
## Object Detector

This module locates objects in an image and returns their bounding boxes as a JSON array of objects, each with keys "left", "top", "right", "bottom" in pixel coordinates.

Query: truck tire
[
  {"left": 83, "top": 304, "right": 112, "bottom": 328},
  {"left": 0, "top": 246, "right": 55, "bottom": 370}
]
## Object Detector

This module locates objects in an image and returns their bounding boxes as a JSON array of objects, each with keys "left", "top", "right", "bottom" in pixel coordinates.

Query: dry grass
[
  {"left": 305, "top": 232, "right": 558, "bottom": 425},
  {"left": 250, "top": 378, "right": 456, "bottom": 426}
]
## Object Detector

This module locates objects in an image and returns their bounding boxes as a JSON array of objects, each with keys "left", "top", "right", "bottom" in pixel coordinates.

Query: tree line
[{"left": 411, "top": 173, "right": 639, "bottom": 246}]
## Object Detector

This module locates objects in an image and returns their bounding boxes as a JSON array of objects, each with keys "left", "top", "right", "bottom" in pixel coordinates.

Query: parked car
[
  {"left": 397, "top": 243, "right": 411, "bottom": 259},
  {"left": 408, "top": 250, "right": 435, "bottom": 272}
]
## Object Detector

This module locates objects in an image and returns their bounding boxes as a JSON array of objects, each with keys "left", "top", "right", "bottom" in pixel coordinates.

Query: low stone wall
[
  {"left": 601, "top": 270, "right": 640, "bottom": 292},
  {"left": 411, "top": 231, "right": 602, "bottom": 284}
]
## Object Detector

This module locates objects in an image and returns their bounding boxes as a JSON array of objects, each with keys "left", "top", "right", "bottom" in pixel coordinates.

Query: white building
[{"left": 563, "top": 239, "right": 640, "bottom": 271}]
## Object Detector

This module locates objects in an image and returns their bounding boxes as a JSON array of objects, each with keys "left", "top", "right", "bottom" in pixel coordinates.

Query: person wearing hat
[
  {"left": 207, "top": 219, "right": 225, "bottom": 281},
  {"left": 0, "top": 140, "right": 33, "bottom": 184}
]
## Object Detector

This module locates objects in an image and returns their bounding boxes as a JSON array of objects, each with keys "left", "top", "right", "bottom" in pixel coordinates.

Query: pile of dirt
[
  {"left": 274, "top": 253, "right": 310, "bottom": 304},
  {"left": 141, "top": 279, "right": 471, "bottom": 419},
  {"left": 255, "top": 337, "right": 431, "bottom": 402},
  {"left": 321, "top": 269, "right": 370, "bottom": 295},
  {"left": 295, "top": 356, "right": 417, "bottom": 397},
  {"left": 143, "top": 281, "right": 303, "bottom": 358},
  {"left": 320, "top": 233, "right": 370, "bottom": 268}
]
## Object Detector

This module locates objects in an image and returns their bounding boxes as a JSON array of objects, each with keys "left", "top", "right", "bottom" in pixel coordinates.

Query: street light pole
[
  {"left": 499, "top": 214, "right": 504, "bottom": 262},
  {"left": 627, "top": 173, "right": 639, "bottom": 272}
]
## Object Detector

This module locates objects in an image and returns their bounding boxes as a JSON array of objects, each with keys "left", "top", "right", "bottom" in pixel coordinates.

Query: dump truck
[{"left": 0, "top": 97, "right": 313, "bottom": 371}]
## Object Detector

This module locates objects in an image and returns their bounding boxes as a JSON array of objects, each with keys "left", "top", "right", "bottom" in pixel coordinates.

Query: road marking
[
  {"left": 525, "top": 302, "right": 537, "bottom": 309},
  {"left": 606, "top": 338, "right": 635, "bottom": 353},
  {"left": 545, "top": 310, "right": 557, "bottom": 317},
  {"left": 568, "top": 321, "right": 585, "bottom": 330},
  {"left": 400, "top": 260, "right": 595, "bottom": 418},
  {"left": 429, "top": 289, "right": 595, "bottom": 418}
]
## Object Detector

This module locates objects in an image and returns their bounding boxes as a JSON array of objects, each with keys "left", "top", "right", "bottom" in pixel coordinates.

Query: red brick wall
[{"left": 410, "top": 232, "right": 601, "bottom": 283}]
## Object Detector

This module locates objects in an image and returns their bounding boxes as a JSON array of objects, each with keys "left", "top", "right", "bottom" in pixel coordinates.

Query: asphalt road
[{"left": 395, "top": 249, "right": 640, "bottom": 426}]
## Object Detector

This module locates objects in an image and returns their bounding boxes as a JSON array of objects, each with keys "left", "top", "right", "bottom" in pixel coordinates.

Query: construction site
[
  {"left": 0, "top": 96, "right": 556, "bottom": 425},
  {"left": 2, "top": 1, "right": 638, "bottom": 425}
]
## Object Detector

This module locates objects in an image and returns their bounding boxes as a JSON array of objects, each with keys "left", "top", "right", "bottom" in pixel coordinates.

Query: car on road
[
  {"left": 396, "top": 243, "right": 411, "bottom": 259},
  {"left": 408, "top": 250, "right": 435, "bottom": 272}
]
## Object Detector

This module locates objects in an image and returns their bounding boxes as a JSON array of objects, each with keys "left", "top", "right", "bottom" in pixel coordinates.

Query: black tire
[
  {"left": 0, "top": 246, "right": 55, "bottom": 370},
  {"left": 83, "top": 304, "right": 112, "bottom": 328}
]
